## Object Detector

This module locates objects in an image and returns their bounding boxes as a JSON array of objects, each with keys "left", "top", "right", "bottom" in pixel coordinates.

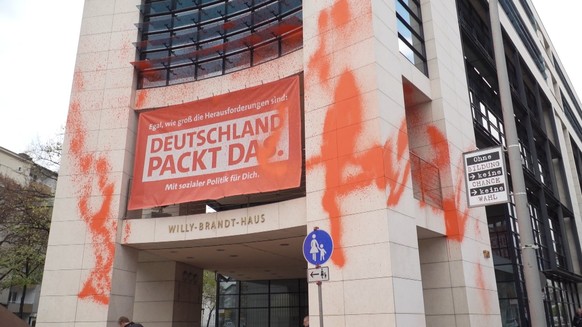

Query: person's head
[
  {"left": 118, "top": 316, "right": 130, "bottom": 327},
  {"left": 577, "top": 307, "right": 582, "bottom": 316},
  {"left": 303, "top": 315, "right": 309, "bottom": 327}
]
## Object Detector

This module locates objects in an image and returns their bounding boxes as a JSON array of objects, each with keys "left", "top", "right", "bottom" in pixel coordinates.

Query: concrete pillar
[{"left": 134, "top": 253, "right": 203, "bottom": 327}]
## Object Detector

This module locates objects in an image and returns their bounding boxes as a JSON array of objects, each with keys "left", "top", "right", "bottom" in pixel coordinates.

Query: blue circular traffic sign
[{"left": 303, "top": 229, "right": 334, "bottom": 265}]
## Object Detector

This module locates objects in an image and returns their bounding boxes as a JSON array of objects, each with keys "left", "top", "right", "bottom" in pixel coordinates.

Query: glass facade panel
[
  {"left": 270, "top": 279, "right": 299, "bottom": 293},
  {"left": 396, "top": 0, "right": 427, "bottom": 74},
  {"left": 217, "top": 279, "right": 307, "bottom": 327},
  {"left": 135, "top": 0, "right": 303, "bottom": 88},
  {"left": 220, "top": 294, "right": 239, "bottom": 309},
  {"left": 239, "top": 308, "right": 268, "bottom": 327},
  {"left": 169, "top": 65, "right": 196, "bottom": 85},
  {"left": 460, "top": 0, "right": 582, "bottom": 324},
  {"left": 241, "top": 294, "right": 268, "bottom": 307},
  {"left": 241, "top": 281, "right": 269, "bottom": 294}
]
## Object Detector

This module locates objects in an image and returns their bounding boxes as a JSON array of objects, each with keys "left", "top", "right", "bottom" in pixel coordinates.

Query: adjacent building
[
  {"left": 37, "top": 0, "right": 582, "bottom": 326},
  {"left": 0, "top": 146, "right": 57, "bottom": 326}
]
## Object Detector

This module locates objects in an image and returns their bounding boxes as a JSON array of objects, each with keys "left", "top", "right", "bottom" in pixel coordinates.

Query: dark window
[
  {"left": 134, "top": 0, "right": 303, "bottom": 89},
  {"left": 217, "top": 279, "right": 308, "bottom": 327},
  {"left": 469, "top": 89, "right": 506, "bottom": 147},
  {"left": 544, "top": 279, "right": 579, "bottom": 327},
  {"left": 410, "top": 152, "right": 442, "bottom": 208},
  {"left": 547, "top": 209, "right": 567, "bottom": 269}
]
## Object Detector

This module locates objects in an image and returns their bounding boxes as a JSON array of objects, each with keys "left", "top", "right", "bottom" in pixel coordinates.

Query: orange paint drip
[
  {"left": 426, "top": 126, "right": 450, "bottom": 167},
  {"left": 306, "top": 1, "right": 474, "bottom": 274},
  {"left": 307, "top": 11, "right": 330, "bottom": 83},
  {"left": 67, "top": 70, "right": 117, "bottom": 305},
  {"left": 223, "top": 21, "right": 236, "bottom": 30},
  {"left": 132, "top": 18, "right": 302, "bottom": 83},
  {"left": 324, "top": 72, "right": 359, "bottom": 266},
  {"left": 135, "top": 90, "right": 149, "bottom": 109},
  {"left": 76, "top": 157, "right": 117, "bottom": 305},
  {"left": 385, "top": 153, "right": 411, "bottom": 206},
  {"left": 331, "top": 0, "right": 351, "bottom": 27},
  {"left": 79, "top": 154, "right": 93, "bottom": 174},
  {"left": 311, "top": 68, "right": 403, "bottom": 267},
  {"left": 281, "top": 29, "right": 303, "bottom": 49},
  {"left": 476, "top": 264, "right": 491, "bottom": 313},
  {"left": 123, "top": 221, "right": 131, "bottom": 244},
  {"left": 384, "top": 120, "right": 411, "bottom": 206},
  {"left": 72, "top": 70, "right": 85, "bottom": 93},
  {"left": 447, "top": 163, "right": 470, "bottom": 241},
  {"left": 306, "top": 1, "right": 393, "bottom": 267},
  {"left": 425, "top": 126, "right": 469, "bottom": 240},
  {"left": 67, "top": 102, "right": 85, "bottom": 156},
  {"left": 256, "top": 106, "right": 289, "bottom": 177}
]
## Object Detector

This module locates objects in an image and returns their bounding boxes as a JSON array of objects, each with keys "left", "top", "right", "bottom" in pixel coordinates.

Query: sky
[
  {"left": 0, "top": 0, "right": 580, "bottom": 155},
  {"left": 0, "top": 0, "right": 84, "bottom": 154},
  {"left": 532, "top": 1, "right": 582, "bottom": 94}
]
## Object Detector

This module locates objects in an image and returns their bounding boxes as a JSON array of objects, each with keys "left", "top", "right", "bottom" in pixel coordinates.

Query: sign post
[
  {"left": 303, "top": 228, "right": 334, "bottom": 327},
  {"left": 463, "top": 146, "right": 509, "bottom": 207}
]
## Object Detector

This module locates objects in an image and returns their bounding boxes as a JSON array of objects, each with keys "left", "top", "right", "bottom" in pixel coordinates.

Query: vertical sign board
[{"left": 464, "top": 146, "right": 509, "bottom": 207}]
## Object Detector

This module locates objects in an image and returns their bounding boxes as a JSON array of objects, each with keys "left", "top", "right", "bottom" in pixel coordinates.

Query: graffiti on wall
[
  {"left": 67, "top": 70, "right": 117, "bottom": 305},
  {"left": 305, "top": 0, "right": 471, "bottom": 269}
]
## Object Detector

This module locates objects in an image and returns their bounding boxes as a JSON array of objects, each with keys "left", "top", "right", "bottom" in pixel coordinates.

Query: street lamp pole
[{"left": 488, "top": 0, "right": 546, "bottom": 326}]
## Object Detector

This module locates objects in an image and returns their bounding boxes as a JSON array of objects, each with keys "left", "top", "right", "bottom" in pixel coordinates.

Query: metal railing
[{"left": 410, "top": 152, "right": 443, "bottom": 208}]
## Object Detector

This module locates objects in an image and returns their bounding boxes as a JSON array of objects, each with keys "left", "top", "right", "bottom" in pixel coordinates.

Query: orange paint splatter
[
  {"left": 331, "top": 0, "right": 351, "bottom": 27},
  {"left": 135, "top": 90, "right": 149, "bottom": 109},
  {"left": 309, "top": 71, "right": 366, "bottom": 266},
  {"left": 307, "top": 0, "right": 409, "bottom": 267},
  {"left": 384, "top": 120, "right": 411, "bottom": 206},
  {"left": 442, "top": 179, "right": 469, "bottom": 241},
  {"left": 426, "top": 126, "right": 451, "bottom": 168},
  {"left": 476, "top": 264, "right": 491, "bottom": 312},
  {"left": 306, "top": 0, "right": 472, "bottom": 269},
  {"left": 307, "top": 11, "right": 331, "bottom": 84},
  {"left": 223, "top": 21, "right": 236, "bottom": 30},
  {"left": 131, "top": 17, "right": 302, "bottom": 82},
  {"left": 424, "top": 126, "right": 469, "bottom": 239},
  {"left": 256, "top": 105, "right": 289, "bottom": 177},
  {"left": 306, "top": 1, "right": 384, "bottom": 267},
  {"left": 308, "top": 69, "right": 398, "bottom": 267},
  {"left": 123, "top": 221, "right": 132, "bottom": 244},
  {"left": 67, "top": 71, "right": 117, "bottom": 305}
]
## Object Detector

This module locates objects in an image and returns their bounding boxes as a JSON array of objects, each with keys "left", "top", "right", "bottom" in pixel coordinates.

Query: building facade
[
  {"left": 0, "top": 146, "right": 57, "bottom": 325},
  {"left": 37, "top": 0, "right": 582, "bottom": 326}
]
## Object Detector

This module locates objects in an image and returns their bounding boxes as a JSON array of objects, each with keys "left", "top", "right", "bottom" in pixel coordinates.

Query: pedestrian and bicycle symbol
[
  {"left": 303, "top": 229, "right": 334, "bottom": 265},
  {"left": 307, "top": 266, "right": 329, "bottom": 283}
]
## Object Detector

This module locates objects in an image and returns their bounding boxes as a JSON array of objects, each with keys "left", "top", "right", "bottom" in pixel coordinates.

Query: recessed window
[
  {"left": 133, "top": 0, "right": 303, "bottom": 89},
  {"left": 396, "top": 0, "right": 428, "bottom": 75}
]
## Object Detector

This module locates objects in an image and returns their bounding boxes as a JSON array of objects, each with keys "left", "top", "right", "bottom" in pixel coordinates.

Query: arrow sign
[{"left": 307, "top": 266, "right": 330, "bottom": 283}]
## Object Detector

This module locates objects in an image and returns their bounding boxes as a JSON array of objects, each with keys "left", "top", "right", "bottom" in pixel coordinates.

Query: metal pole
[
  {"left": 317, "top": 280, "right": 324, "bottom": 327},
  {"left": 488, "top": 0, "right": 546, "bottom": 326}
]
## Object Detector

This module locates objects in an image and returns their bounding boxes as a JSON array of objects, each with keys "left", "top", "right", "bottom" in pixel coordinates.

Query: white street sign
[
  {"left": 464, "top": 146, "right": 509, "bottom": 207},
  {"left": 307, "top": 266, "right": 329, "bottom": 283}
]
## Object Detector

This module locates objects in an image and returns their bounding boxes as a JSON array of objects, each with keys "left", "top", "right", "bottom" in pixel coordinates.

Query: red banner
[{"left": 128, "top": 76, "right": 302, "bottom": 210}]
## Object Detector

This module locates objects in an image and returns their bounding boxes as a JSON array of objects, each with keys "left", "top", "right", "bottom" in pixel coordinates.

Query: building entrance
[{"left": 216, "top": 278, "right": 308, "bottom": 327}]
